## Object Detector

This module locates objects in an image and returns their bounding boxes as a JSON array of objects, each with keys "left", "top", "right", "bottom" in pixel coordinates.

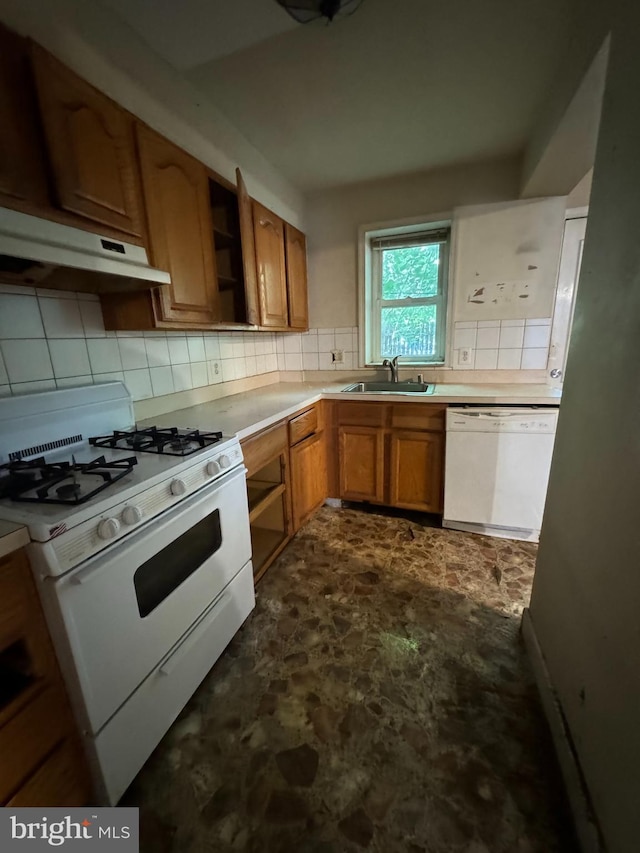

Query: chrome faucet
[{"left": 382, "top": 355, "right": 400, "bottom": 383}]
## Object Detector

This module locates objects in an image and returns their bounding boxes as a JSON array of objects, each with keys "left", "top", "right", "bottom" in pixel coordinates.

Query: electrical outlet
[
  {"left": 331, "top": 349, "right": 344, "bottom": 363},
  {"left": 213, "top": 362, "right": 220, "bottom": 375},
  {"left": 457, "top": 347, "right": 474, "bottom": 366}
]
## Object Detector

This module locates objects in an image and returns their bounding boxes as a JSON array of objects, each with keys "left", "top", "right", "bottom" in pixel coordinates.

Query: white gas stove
[
  {"left": 0, "top": 383, "right": 243, "bottom": 571},
  {"left": 0, "top": 382, "right": 255, "bottom": 804}
]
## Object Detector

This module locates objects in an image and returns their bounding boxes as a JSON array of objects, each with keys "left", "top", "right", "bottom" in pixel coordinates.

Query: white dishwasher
[{"left": 443, "top": 407, "right": 558, "bottom": 542}]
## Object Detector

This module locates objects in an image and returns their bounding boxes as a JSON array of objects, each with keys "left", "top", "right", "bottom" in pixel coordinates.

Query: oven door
[{"left": 42, "top": 465, "right": 251, "bottom": 735}]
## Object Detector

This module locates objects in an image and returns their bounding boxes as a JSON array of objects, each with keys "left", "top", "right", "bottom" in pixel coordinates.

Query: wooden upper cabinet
[
  {"left": 30, "top": 44, "right": 143, "bottom": 239},
  {"left": 253, "top": 201, "right": 288, "bottom": 328},
  {"left": 236, "top": 169, "right": 260, "bottom": 326},
  {"left": 136, "top": 125, "right": 220, "bottom": 326},
  {"left": 285, "top": 223, "right": 309, "bottom": 330},
  {"left": 0, "top": 24, "right": 50, "bottom": 211}
]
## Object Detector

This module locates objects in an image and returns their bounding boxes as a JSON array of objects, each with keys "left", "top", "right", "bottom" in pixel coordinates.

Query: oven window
[{"left": 134, "top": 509, "right": 222, "bottom": 617}]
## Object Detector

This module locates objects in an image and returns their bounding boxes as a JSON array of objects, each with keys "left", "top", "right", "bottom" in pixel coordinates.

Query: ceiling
[
  {"left": 100, "top": 0, "right": 297, "bottom": 69},
  {"left": 100, "top": 0, "right": 580, "bottom": 192}
]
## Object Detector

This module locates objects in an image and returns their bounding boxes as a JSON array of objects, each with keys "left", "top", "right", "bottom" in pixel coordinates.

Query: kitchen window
[{"left": 362, "top": 224, "right": 450, "bottom": 364}]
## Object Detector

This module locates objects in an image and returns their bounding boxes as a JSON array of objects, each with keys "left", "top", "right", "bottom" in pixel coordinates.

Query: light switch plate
[{"left": 331, "top": 349, "right": 344, "bottom": 363}]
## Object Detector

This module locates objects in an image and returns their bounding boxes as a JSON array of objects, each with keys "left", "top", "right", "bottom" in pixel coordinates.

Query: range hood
[{"left": 0, "top": 207, "right": 171, "bottom": 292}]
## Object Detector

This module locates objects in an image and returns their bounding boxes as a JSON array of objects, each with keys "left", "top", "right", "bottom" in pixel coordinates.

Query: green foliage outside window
[{"left": 381, "top": 245, "right": 441, "bottom": 357}]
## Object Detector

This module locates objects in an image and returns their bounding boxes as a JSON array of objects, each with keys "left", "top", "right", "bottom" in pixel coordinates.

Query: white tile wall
[
  {"left": 0, "top": 285, "right": 550, "bottom": 401},
  {"left": 452, "top": 318, "right": 551, "bottom": 371},
  {"left": 0, "top": 286, "right": 279, "bottom": 401},
  {"left": 278, "top": 327, "right": 359, "bottom": 371}
]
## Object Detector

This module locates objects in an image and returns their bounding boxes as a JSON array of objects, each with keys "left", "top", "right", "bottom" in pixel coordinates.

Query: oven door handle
[{"left": 158, "top": 589, "right": 230, "bottom": 677}]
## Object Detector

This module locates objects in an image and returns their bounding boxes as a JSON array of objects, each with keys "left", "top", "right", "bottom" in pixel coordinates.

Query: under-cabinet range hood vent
[{"left": 0, "top": 207, "right": 170, "bottom": 292}]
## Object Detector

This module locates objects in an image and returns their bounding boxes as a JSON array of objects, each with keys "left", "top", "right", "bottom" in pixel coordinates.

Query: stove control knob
[
  {"left": 218, "top": 454, "right": 231, "bottom": 470},
  {"left": 170, "top": 478, "right": 187, "bottom": 496},
  {"left": 122, "top": 505, "right": 143, "bottom": 525},
  {"left": 206, "top": 460, "right": 220, "bottom": 477},
  {"left": 97, "top": 517, "right": 120, "bottom": 540}
]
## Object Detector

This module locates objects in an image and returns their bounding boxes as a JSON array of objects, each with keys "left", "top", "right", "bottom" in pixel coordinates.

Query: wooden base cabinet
[
  {"left": 389, "top": 430, "right": 444, "bottom": 513},
  {"left": 242, "top": 423, "right": 291, "bottom": 584},
  {"left": 338, "top": 426, "right": 384, "bottom": 503},
  {"left": 0, "top": 548, "right": 92, "bottom": 806},
  {"left": 290, "top": 433, "right": 326, "bottom": 530},
  {"left": 290, "top": 405, "right": 327, "bottom": 531},
  {"left": 335, "top": 402, "right": 445, "bottom": 513}
]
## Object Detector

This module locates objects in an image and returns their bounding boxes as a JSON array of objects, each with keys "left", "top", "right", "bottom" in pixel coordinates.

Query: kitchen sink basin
[{"left": 342, "top": 381, "right": 434, "bottom": 394}]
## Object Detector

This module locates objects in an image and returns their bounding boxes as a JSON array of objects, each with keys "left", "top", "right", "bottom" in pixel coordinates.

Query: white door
[{"left": 547, "top": 216, "right": 587, "bottom": 386}]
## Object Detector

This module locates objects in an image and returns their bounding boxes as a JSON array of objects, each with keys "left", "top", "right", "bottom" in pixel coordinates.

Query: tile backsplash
[
  {"left": 276, "top": 327, "right": 359, "bottom": 371},
  {"left": 452, "top": 318, "right": 551, "bottom": 371},
  {"left": 0, "top": 285, "right": 278, "bottom": 400},
  {"left": 0, "top": 284, "right": 548, "bottom": 403}
]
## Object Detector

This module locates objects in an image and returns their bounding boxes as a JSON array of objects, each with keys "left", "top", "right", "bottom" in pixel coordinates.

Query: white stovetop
[{"left": 0, "top": 436, "right": 237, "bottom": 534}]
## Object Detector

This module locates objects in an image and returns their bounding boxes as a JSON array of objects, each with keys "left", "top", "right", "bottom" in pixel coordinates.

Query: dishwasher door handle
[{"left": 451, "top": 411, "right": 516, "bottom": 419}]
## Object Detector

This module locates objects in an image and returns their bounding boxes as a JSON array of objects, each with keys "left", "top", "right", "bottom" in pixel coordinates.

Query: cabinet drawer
[
  {"left": 0, "top": 685, "right": 70, "bottom": 802},
  {"left": 390, "top": 404, "right": 446, "bottom": 432},
  {"left": 8, "top": 738, "right": 91, "bottom": 807},
  {"left": 242, "top": 423, "right": 287, "bottom": 477},
  {"left": 337, "top": 402, "right": 386, "bottom": 427},
  {"left": 289, "top": 406, "right": 318, "bottom": 446}
]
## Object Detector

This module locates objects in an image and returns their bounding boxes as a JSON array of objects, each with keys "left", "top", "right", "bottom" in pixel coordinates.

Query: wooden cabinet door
[
  {"left": 0, "top": 24, "right": 50, "bottom": 211},
  {"left": 236, "top": 168, "right": 260, "bottom": 326},
  {"left": 136, "top": 125, "right": 220, "bottom": 325},
  {"left": 8, "top": 738, "right": 91, "bottom": 807},
  {"left": 253, "top": 201, "right": 288, "bottom": 327},
  {"left": 339, "top": 426, "right": 384, "bottom": 503},
  {"left": 30, "top": 44, "right": 143, "bottom": 239},
  {"left": 290, "top": 431, "right": 327, "bottom": 532},
  {"left": 389, "top": 430, "right": 444, "bottom": 513},
  {"left": 284, "top": 223, "right": 309, "bottom": 330}
]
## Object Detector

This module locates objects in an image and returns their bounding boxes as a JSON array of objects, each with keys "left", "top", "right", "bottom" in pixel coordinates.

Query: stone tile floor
[{"left": 125, "top": 506, "right": 577, "bottom": 852}]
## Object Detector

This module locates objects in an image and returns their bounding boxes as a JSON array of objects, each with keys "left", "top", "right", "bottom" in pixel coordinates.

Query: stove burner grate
[
  {"left": 89, "top": 426, "right": 223, "bottom": 456},
  {"left": 0, "top": 455, "right": 138, "bottom": 505}
]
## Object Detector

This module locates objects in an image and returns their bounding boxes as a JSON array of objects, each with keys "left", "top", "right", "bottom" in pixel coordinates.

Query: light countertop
[
  {"left": 141, "top": 381, "right": 561, "bottom": 440},
  {"left": 0, "top": 520, "right": 30, "bottom": 559}
]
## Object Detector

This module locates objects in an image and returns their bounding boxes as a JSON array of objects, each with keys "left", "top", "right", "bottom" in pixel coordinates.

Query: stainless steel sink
[{"left": 342, "top": 381, "right": 434, "bottom": 395}]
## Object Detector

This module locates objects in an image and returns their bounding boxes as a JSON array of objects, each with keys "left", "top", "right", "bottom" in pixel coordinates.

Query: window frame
[{"left": 359, "top": 217, "right": 453, "bottom": 367}]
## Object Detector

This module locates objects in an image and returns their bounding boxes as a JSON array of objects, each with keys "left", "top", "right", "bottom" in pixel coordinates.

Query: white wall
[
  {"left": 529, "top": 2, "right": 640, "bottom": 848},
  {"left": 566, "top": 169, "right": 593, "bottom": 207},
  {"left": 521, "top": 0, "right": 609, "bottom": 196},
  {"left": 0, "top": 0, "right": 305, "bottom": 227},
  {"left": 305, "top": 155, "right": 522, "bottom": 330},
  {"left": 521, "top": 38, "right": 608, "bottom": 200}
]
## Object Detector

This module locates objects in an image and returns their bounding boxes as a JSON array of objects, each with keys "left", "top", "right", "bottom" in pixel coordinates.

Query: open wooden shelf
[
  {"left": 251, "top": 527, "right": 287, "bottom": 583},
  {"left": 217, "top": 274, "right": 239, "bottom": 290},
  {"left": 212, "top": 226, "right": 237, "bottom": 248},
  {"left": 248, "top": 480, "right": 286, "bottom": 522}
]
